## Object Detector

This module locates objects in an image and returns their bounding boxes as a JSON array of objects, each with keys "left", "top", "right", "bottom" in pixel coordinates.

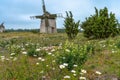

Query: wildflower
[
  {"left": 73, "top": 74, "right": 76, "bottom": 76},
  {"left": 38, "top": 57, "right": 42, "bottom": 60},
  {"left": 95, "top": 71, "right": 102, "bottom": 75},
  {"left": 79, "top": 76, "right": 86, "bottom": 80},
  {"left": 1, "top": 56, "right": 5, "bottom": 59},
  {"left": 52, "top": 60, "right": 55, "bottom": 63},
  {"left": 80, "top": 72, "right": 84, "bottom": 75},
  {"left": 63, "top": 63, "right": 68, "bottom": 66},
  {"left": 51, "top": 49, "right": 55, "bottom": 52},
  {"left": 40, "top": 71, "right": 44, "bottom": 74},
  {"left": 6, "top": 58, "right": 10, "bottom": 61},
  {"left": 13, "top": 57, "right": 17, "bottom": 61},
  {"left": 59, "top": 43, "right": 62, "bottom": 46},
  {"left": 59, "top": 64, "right": 65, "bottom": 69},
  {"left": 45, "top": 48, "right": 48, "bottom": 51},
  {"left": 52, "top": 54, "right": 55, "bottom": 56},
  {"left": 81, "top": 69, "right": 87, "bottom": 74},
  {"left": 46, "top": 65, "right": 49, "bottom": 67},
  {"left": 42, "top": 76, "right": 46, "bottom": 79},
  {"left": 71, "top": 70, "right": 76, "bottom": 73},
  {"left": 10, "top": 53, "right": 16, "bottom": 56},
  {"left": 25, "top": 44, "right": 29, "bottom": 46},
  {"left": 41, "top": 59, "right": 45, "bottom": 62},
  {"left": 112, "top": 49, "right": 116, "bottom": 53},
  {"left": 73, "top": 64, "right": 78, "bottom": 67},
  {"left": 21, "top": 48, "right": 25, "bottom": 50},
  {"left": 65, "top": 49, "right": 70, "bottom": 52},
  {"left": 33, "top": 55, "right": 37, "bottom": 57},
  {"left": 58, "top": 46, "right": 62, "bottom": 49},
  {"left": 64, "top": 75, "right": 70, "bottom": 79},
  {"left": 22, "top": 51, "right": 27, "bottom": 55},
  {"left": 112, "top": 50, "right": 115, "bottom": 53},
  {"left": 103, "top": 45, "right": 106, "bottom": 47},
  {"left": 10, "top": 57, "right": 13, "bottom": 59},
  {"left": 37, "top": 43, "right": 39, "bottom": 45},
  {"left": 36, "top": 48, "right": 40, "bottom": 52},
  {"left": 36, "top": 62, "right": 39, "bottom": 65},
  {"left": 62, "top": 57, "right": 66, "bottom": 59},
  {"left": 48, "top": 52, "right": 52, "bottom": 55},
  {"left": 52, "top": 67, "right": 55, "bottom": 70},
  {"left": 1, "top": 56, "right": 5, "bottom": 62}
]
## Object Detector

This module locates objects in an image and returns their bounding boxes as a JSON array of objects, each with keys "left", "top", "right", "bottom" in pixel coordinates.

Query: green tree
[
  {"left": 64, "top": 11, "right": 80, "bottom": 40},
  {"left": 81, "top": 7, "right": 119, "bottom": 39}
]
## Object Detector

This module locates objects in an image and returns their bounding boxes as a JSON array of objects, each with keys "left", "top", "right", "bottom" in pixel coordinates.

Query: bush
[
  {"left": 81, "top": 7, "right": 120, "bottom": 39},
  {"left": 56, "top": 41, "right": 92, "bottom": 70},
  {"left": 27, "top": 48, "right": 39, "bottom": 57},
  {"left": 64, "top": 11, "right": 80, "bottom": 40}
]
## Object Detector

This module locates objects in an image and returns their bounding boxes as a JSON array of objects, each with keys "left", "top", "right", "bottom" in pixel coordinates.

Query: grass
[{"left": 0, "top": 32, "right": 120, "bottom": 79}]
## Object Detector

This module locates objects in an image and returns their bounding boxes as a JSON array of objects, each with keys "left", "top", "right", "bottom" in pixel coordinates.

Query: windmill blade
[
  {"left": 30, "top": 16, "right": 36, "bottom": 19},
  {"left": 30, "top": 15, "right": 44, "bottom": 19},
  {"left": 42, "top": 0, "right": 47, "bottom": 14},
  {"left": 56, "top": 13, "right": 65, "bottom": 18}
]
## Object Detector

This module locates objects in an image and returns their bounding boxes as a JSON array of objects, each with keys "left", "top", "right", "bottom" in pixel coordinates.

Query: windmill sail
[
  {"left": 42, "top": 0, "right": 46, "bottom": 13},
  {"left": 31, "top": 0, "right": 57, "bottom": 33}
]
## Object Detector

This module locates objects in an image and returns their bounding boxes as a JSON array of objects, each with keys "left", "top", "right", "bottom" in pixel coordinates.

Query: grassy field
[{"left": 0, "top": 32, "right": 120, "bottom": 80}]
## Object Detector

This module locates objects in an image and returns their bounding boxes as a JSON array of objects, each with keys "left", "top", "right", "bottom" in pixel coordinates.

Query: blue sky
[{"left": 0, "top": 0, "right": 120, "bottom": 29}]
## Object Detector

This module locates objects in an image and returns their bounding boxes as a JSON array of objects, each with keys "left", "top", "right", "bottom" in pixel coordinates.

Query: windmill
[
  {"left": 31, "top": 0, "right": 62, "bottom": 33},
  {"left": 0, "top": 22, "right": 5, "bottom": 32}
]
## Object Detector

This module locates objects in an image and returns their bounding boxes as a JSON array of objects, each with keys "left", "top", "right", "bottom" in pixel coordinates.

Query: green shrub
[
  {"left": 81, "top": 7, "right": 120, "bottom": 39},
  {"left": 86, "top": 44, "right": 95, "bottom": 54},
  {"left": 7, "top": 44, "right": 21, "bottom": 55},
  {"left": 56, "top": 41, "right": 91, "bottom": 70},
  {"left": 115, "top": 41, "right": 120, "bottom": 49},
  {"left": 64, "top": 11, "right": 80, "bottom": 40},
  {"left": 0, "top": 40, "right": 9, "bottom": 48},
  {"left": 27, "top": 48, "right": 39, "bottom": 57}
]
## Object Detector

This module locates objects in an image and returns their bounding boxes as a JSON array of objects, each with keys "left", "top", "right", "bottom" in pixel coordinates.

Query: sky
[{"left": 0, "top": 0, "right": 120, "bottom": 29}]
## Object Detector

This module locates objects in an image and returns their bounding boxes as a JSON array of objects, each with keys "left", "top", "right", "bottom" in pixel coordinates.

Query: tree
[
  {"left": 64, "top": 11, "right": 80, "bottom": 40},
  {"left": 81, "top": 7, "right": 119, "bottom": 39}
]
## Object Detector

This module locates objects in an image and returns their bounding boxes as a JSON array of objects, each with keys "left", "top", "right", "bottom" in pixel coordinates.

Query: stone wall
[{"left": 40, "top": 19, "right": 57, "bottom": 33}]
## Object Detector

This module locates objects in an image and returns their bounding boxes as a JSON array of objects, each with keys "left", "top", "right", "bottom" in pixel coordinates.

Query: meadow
[{"left": 0, "top": 32, "right": 120, "bottom": 80}]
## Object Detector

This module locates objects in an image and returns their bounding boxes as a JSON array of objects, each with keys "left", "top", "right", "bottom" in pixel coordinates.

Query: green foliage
[
  {"left": 31, "top": 29, "right": 39, "bottom": 33},
  {"left": 64, "top": 11, "right": 80, "bottom": 39},
  {"left": 26, "top": 44, "right": 47, "bottom": 57},
  {"left": 81, "top": 7, "right": 120, "bottom": 39},
  {"left": 56, "top": 41, "right": 91, "bottom": 70},
  {"left": 27, "top": 48, "right": 39, "bottom": 57},
  {"left": 115, "top": 41, "right": 120, "bottom": 49},
  {"left": 0, "top": 40, "right": 9, "bottom": 48}
]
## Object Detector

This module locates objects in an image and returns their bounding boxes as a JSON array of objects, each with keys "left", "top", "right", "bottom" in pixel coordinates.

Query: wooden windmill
[
  {"left": 0, "top": 22, "right": 5, "bottom": 32},
  {"left": 33, "top": 0, "right": 58, "bottom": 33}
]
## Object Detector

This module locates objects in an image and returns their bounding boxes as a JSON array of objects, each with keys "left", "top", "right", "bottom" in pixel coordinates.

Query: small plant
[
  {"left": 115, "top": 41, "right": 120, "bottom": 49},
  {"left": 64, "top": 11, "right": 80, "bottom": 40},
  {"left": 27, "top": 48, "right": 39, "bottom": 57},
  {"left": 7, "top": 44, "right": 21, "bottom": 55},
  {"left": 56, "top": 41, "right": 90, "bottom": 70}
]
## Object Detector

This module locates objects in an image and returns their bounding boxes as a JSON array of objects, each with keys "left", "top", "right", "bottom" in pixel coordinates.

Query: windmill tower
[
  {"left": 34, "top": 0, "right": 57, "bottom": 33},
  {"left": 0, "top": 22, "right": 5, "bottom": 32}
]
